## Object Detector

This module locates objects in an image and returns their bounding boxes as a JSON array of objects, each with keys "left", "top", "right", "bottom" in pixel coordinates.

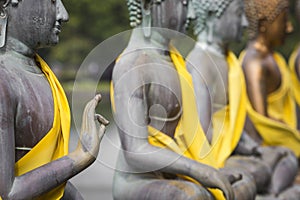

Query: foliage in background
[
  {"left": 40, "top": 0, "right": 300, "bottom": 78},
  {"left": 41, "top": 0, "right": 129, "bottom": 70}
]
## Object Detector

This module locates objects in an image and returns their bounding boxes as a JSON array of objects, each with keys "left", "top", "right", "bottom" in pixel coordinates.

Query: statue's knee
[
  {"left": 177, "top": 181, "right": 214, "bottom": 200},
  {"left": 269, "top": 151, "right": 298, "bottom": 195},
  {"left": 225, "top": 156, "right": 271, "bottom": 191},
  {"left": 278, "top": 184, "right": 300, "bottom": 199}
]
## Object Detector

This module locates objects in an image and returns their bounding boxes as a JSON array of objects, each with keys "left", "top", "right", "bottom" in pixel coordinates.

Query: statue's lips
[
  {"left": 53, "top": 25, "right": 61, "bottom": 34},
  {"left": 53, "top": 21, "right": 62, "bottom": 34}
]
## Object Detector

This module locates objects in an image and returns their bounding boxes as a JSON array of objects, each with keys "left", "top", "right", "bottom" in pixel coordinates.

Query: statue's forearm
[
  {"left": 8, "top": 152, "right": 90, "bottom": 200},
  {"left": 123, "top": 142, "right": 216, "bottom": 182},
  {"left": 123, "top": 141, "right": 235, "bottom": 200},
  {"left": 5, "top": 95, "right": 104, "bottom": 200},
  {"left": 234, "top": 131, "right": 260, "bottom": 155}
]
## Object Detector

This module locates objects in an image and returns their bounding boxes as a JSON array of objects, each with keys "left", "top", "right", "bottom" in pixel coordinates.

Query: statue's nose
[
  {"left": 56, "top": 0, "right": 69, "bottom": 23},
  {"left": 187, "top": 1, "right": 196, "bottom": 20}
]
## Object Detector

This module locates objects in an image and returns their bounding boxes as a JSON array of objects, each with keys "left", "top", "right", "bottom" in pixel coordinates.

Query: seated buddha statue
[
  {"left": 110, "top": 0, "right": 257, "bottom": 199},
  {"left": 187, "top": 0, "right": 300, "bottom": 198}
]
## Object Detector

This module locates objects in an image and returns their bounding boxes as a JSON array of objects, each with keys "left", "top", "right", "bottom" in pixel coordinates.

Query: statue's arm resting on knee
[{"left": 113, "top": 75, "right": 235, "bottom": 200}]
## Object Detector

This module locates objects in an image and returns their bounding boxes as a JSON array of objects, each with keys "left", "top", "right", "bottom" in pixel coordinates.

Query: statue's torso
[
  {"left": 188, "top": 47, "right": 229, "bottom": 112},
  {"left": 114, "top": 49, "right": 182, "bottom": 139},
  {"left": 0, "top": 54, "right": 54, "bottom": 161},
  {"left": 263, "top": 53, "right": 282, "bottom": 95},
  {"left": 243, "top": 49, "right": 282, "bottom": 96}
]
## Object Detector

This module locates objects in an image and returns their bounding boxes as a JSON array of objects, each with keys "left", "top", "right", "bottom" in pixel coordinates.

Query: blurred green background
[
  {"left": 38, "top": 0, "right": 300, "bottom": 84},
  {"left": 39, "top": 0, "right": 128, "bottom": 83},
  {"left": 36, "top": 0, "right": 300, "bottom": 99}
]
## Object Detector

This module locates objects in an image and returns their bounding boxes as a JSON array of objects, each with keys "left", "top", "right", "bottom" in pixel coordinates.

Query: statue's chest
[
  {"left": 211, "top": 75, "right": 229, "bottom": 108},
  {"left": 14, "top": 72, "right": 54, "bottom": 150},
  {"left": 265, "top": 57, "right": 282, "bottom": 94},
  {"left": 146, "top": 67, "right": 182, "bottom": 122}
]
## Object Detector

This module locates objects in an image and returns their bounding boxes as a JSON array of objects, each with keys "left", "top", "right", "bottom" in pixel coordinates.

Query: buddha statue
[
  {"left": 110, "top": 0, "right": 257, "bottom": 199},
  {"left": 0, "top": 0, "right": 108, "bottom": 199},
  {"left": 187, "top": 0, "right": 300, "bottom": 198},
  {"left": 239, "top": 0, "right": 300, "bottom": 198},
  {"left": 289, "top": 0, "right": 300, "bottom": 130}
]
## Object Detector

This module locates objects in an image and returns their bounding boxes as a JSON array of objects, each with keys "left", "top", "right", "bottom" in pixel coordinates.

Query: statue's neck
[
  {"left": 1, "top": 37, "right": 42, "bottom": 73},
  {"left": 196, "top": 32, "right": 227, "bottom": 58},
  {"left": 129, "top": 28, "right": 170, "bottom": 51},
  {"left": 248, "top": 35, "right": 273, "bottom": 56},
  {"left": 5, "top": 37, "right": 35, "bottom": 58},
  {"left": 150, "top": 30, "right": 170, "bottom": 50}
]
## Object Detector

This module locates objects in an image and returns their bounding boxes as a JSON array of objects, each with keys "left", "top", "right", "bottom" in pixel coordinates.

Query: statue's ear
[
  {"left": 141, "top": 0, "right": 151, "bottom": 38},
  {"left": 0, "top": 2, "right": 8, "bottom": 48}
]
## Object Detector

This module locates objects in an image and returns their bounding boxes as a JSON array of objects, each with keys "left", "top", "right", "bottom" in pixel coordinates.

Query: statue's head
[
  {"left": 193, "top": 0, "right": 248, "bottom": 43},
  {"left": 0, "top": 0, "right": 69, "bottom": 50},
  {"left": 245, "top": 0, "right": 291, "bottom": 45},
  {"left": 127, "top": 0, "right": 194, "bottom": 37}
]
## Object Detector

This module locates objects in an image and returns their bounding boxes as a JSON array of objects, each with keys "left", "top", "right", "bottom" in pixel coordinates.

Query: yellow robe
[
  {"left": 13, "top": 55, "right": 70, "bottom": 200},
  {"left": 240, "top": 51, "right": 300, "bottom": 157},
  {"left": 148, "top": 49, "right": 246, "bottom": 168},
  {"left": 111, "top": 48, "right": 246, "bottom": 199},
  {"left": 289, "top": 46, "right": 300, "bottom": 107}
]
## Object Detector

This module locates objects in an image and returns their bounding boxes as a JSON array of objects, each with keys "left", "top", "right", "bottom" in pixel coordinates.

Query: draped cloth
[
  {"left": 111, "top": 47, "right": 246, "bottom": 199},
  {"left": 289, "top": 47, "right": 300, "bottom": 107},
  {"left": 148, "top": 49, "right": 246, "bottom": 167},
  {"left": 240, "top": 51, "right": 300, "bottom": 157},
  {"left": 14, "top": 55, "right": 71, "bottom": 199}
]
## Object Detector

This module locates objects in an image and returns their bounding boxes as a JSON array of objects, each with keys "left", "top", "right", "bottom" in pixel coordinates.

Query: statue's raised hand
[{"left": 74, "top": 94, "right": 109, "bottom": 164}]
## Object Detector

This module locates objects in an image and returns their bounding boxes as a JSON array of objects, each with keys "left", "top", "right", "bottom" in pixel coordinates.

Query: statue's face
[
  {"left": 214, "top": 0, "right": 247, "bottom": 43},
  {"left": 8, "top": 0, "right": 69, "bottom": 49},
  {"left": 264, "top": 9, "right": 292, "bottom": 46},
  {"left": 152, "top": 0, "right": 189, "bottom": 32}
]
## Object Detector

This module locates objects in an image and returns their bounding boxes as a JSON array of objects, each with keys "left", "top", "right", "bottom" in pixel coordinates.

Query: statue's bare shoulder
[{"left": 0, "top": 58, "right": 17, "bottom": 105}]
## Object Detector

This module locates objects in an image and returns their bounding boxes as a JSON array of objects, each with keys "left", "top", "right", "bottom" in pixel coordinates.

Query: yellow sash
[
  {"left": 14, "top": 55, "right": 70, "bottom": 199},
  {"left": 111, "top": 48, "right": 246, "bottom": 199},
  {"left": 289, "top": 46, "right": 300, "bottom": 106},
  {"left": 148, "top": 50, "right": 246, "bottom": 167},
  {"left": 240, "top": 51, "right": 300, "bottom": 157}
]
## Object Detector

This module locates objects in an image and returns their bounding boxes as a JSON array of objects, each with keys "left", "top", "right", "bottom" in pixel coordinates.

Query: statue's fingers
[
  {"left": 216, "top": 175, "right": 235, "bottom": 200},
  {"left": 220, "top": 168, "right": 242, "bottom": 184},
  {"left": 95, "top": 114, "right": 110, "bottom": 126},
  {"left": 86, "top": 94, "right": 102, "bottom": 113},
  {"left": 87, "top": 93, "right": 102, "bottom": 108},
  {"left": 222, "top": 181, "right": 235, "bottom": 200},
  {"left": 95, "top": 114, "right": 108, "bottom": 139},
  {"left": 82, "top": 94, "right": 102, "bottom": 131},
  {"left": 98, "top": 124, "right": 106, "bottom": 139},
  {"left": 87, "top": 95, "right": 102, "bottom": 117},
  {"left": 227, "top": 173, "right": 242, "bottom": 184},
  {"left": 277, "top": 147, "right": 289, "bottom": 157},
  {"left": 252, "top": 146, "right": 262, "bottom": 156},
  {"left": 208, "top": 171, "right": 235, "bottom": 200}
]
